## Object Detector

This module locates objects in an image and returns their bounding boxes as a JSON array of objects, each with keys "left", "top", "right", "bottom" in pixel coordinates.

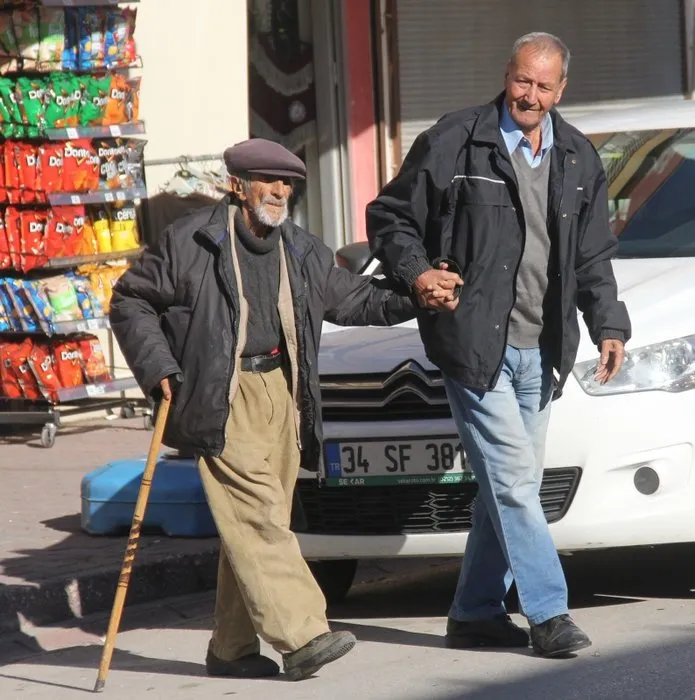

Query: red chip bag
[
  {"left": 29, "top": 341, "right": 62, "bottom": 403},
  {"left": 4, "top": 141, "right": 20, "bottom": 204},
  {"left": 63, "top": 138, "right": 99, "bottom": 192},
  {"left": 0, "top": 146, "right": 6, "bottom": 204},
  {"left": 20, "top": 210, "right": 49, "bottom": 272},
  {"left": 4, "top": 207, "right": 21, "bottom": 270},
  {"left": 46, "top": 206, "right": 84, "bottom": 259},
  {"left": 79, "top": 335, "right": 110, "bottom": 382},
  {"left": 0, "top": 342, "right": 23, "bottom": 399},
  {"left": 52, "top": 340, "right": 85, "bottom": 388},
  {"left": 0, "top": 217, "right": 10, "bottom": 269},
  {"left": 38, "top": 143, "right": 64, "bottom": 193},
  {"left": 1, "top": 338, "right": 42, "bottom": 400},
  {"left": 15, "top": 142, "right": 40, "bottom": 204}
]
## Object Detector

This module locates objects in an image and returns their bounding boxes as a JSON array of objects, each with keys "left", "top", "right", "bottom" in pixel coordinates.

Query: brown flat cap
[{"left": 224, "top": 138, "right": 306, "bottom": 180}]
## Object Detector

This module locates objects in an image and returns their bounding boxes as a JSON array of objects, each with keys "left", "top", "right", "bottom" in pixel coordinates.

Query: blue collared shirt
[{"left": 500, "top": 102, "right": 554, "bottom": 168}]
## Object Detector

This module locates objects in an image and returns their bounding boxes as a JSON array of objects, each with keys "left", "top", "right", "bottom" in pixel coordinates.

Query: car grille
[
  {"left": 321, "top": 362, "right": 451, "bottom": 421},
  {"left": 294, "top": 467, "right": 581, "bottom": 535}
]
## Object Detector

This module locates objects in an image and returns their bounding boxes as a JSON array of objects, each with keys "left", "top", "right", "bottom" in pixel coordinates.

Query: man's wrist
[{"left": 598, "top": 330, "right": 625, "bottom": 344}]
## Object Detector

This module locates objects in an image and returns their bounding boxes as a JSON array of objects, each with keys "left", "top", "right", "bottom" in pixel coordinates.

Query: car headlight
[{"left": 573, "top": 334, "right": 695, "bottom": 396}]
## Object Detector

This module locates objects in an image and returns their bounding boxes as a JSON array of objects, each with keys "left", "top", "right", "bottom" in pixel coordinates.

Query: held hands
[
  {"left": 160, "top": 376, "right": 173, "bottom": 401},
  {"left": 413, "top": 263, "right": 464, "bottom": 311},
  {"left": 595, "top": 339, "right": 625, "bottom": 384}
]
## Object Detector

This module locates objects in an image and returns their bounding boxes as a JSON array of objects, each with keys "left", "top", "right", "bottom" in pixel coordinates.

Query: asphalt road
[{"left": 1, "top": 546, "right": 695, "bottom": 700}]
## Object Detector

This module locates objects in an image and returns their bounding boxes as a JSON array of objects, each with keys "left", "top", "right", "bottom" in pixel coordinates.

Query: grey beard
[{"left": 254, "top": 201, "right": 288, "bottom": 227}]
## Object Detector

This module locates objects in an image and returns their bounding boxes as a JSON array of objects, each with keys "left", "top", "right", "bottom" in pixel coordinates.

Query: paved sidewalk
[{"left": 0, "top": 416, "right": 221, "bottom": 636}]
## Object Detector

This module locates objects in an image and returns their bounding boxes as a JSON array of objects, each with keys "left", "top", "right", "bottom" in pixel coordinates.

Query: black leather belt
[{"left": 240, "top": 349, "right": 284, "bottom": 373}]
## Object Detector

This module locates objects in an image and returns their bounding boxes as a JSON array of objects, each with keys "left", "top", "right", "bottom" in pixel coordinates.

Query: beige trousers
[{"left": 198, "top": 365, "right": 330, "bottom": 660}]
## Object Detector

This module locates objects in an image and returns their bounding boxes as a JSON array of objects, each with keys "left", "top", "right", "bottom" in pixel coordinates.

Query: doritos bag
[
  {"left": 0, "top": 341, "right": 24, "bottom": 399},
  {"left": 29, "top": 341, "right": 62, "bottom": 403},
  {"left": 63, "top": 138, "right": 99, "bottom": 192},
  {"left": 79, "top": 73, "right": 111, "bottom": 126},
  {"left": 1, "top": 338, "right": 42, "bottom": 400},
  {"left": 46, "top": 205, "right": 84, "bottom": 259},
  {"left": 38, "top": 142, "right": 63, "bottom": 194},
  {"left": 78, "top": 335, "right": 110, "bottom": 382},
  {"left": 15, "top": 77, "right": 46, "bottom": 138},
  {"left": 4, "top": 206, "right": 21, "bottom": 269},
  {"left": 0, "top": 216, "right": 10, "bottom": 269},
  {"left": 96, "top": 138, "right": 126, "bottom": 190},
  {"left": 52, "top": 339, "right": 84, "bottom": 388},
  {"left": 102, "top": 73, "right": 127, "bottom": 126},
  {"left": 19, "top": 209, "right": 49, "bottom": 272},
  {"left": 15, "top": 142, "right": 40, "bottom": 203},
  {"left": 76, "top": 213, "right": 99, "bottom": 256}
]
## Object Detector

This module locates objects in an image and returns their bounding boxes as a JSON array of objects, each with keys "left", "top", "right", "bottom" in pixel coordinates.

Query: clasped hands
[{"left": 413, "top": 263, "right": 464, "bottom": 311}]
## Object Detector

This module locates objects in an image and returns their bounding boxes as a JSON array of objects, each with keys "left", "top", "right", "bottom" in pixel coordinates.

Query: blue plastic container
[{"left": 80, "top": 455, "right": 217, "bottom": 537}]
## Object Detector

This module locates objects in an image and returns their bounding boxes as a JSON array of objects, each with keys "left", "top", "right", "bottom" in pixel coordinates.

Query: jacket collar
[
  {"left": 196, "top": 194, "right": 313, "bottom": 265},
  {"left": 471, "top": 92, "right": 576, "bottom": 154}
]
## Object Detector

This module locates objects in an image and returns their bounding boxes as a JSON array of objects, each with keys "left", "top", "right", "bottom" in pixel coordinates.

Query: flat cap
[{"left": 224, "top": 138, "right": 306, "bottom": 180}]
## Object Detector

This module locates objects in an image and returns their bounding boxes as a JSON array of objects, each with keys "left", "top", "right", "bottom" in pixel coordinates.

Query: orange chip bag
[
  {"left": 63, "top": 138, "right": 99, "bottom": 192},
  {"left": 102, "top": 73, "right": 127, "bottom": 126},
  {"left": 1, "top": 338, "right": 42, "bottom": 400},
  {"left": 0, "top": 341, "right": 23, "bottom": 398},
  {"left": 28, "top": 341, "right": 62, "bottom": 403}
]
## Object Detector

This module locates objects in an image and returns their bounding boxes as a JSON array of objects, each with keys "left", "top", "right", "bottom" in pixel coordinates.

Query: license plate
[{"left": 323, "top": 436, "right": 475, "bottom": 487}]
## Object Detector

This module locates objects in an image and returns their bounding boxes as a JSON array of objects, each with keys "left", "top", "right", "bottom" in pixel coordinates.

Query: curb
[{"left": 0, "top": 544, "right": 221, "bottom": 636}]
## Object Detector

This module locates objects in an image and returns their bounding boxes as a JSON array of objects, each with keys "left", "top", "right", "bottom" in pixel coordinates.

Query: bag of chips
[
  {"left": 16, "top": 77, "right": 46, "bottom": 138},
  {"left": 0, "top": 293, "right": 9, "bottom": 332},
  {"left": 96, "top": 138, "right": 125, "bottom": 190},
  {"left": 4, "top": 205, "right": 21, "bottom": 268},
  {"left": 4, "top": 278, "right": 40, "bottom": 333},
  {"left": 52, "top": 339, "right": 84, "bottom": 388},
  {"left": 102, "top": 73, "right": 128, "bottom": 126},
  {"left": 29, "top": 341, "right": 62, "bottom": 403},
  {"left": 68, "top": 273, "right": 95, "bottom": 319},
  {"left": 63, "top": 139, "right": 99, "bottom": 192},
  {"left": 78, "top": 7, "right": 105, "bottom": 70},
  {"left": 62, "top": 8, "right": 79, "bottom": 72},
  {"left": 38, "top": 7, "right": 64, "bottom": 68},
  {"left": 44, "top": 72, "right": 81, "bottom": 129},
  {"left": 90, "top": 205, "right": 112, "bottom": 253},
  {"left": 0, "top": 77, "right": 23, "bottom": 137},
  {"left": 21, "top": 279, "right": 53, "bottom": 335},
  {"left": 79, "top": 73, "right": 111, "bottom": 126},
  {"left": 125, "top": 76, "right": 140, "bottom": 123},
  {"left": 46, "top": 205, "right": 84, "bottom": 259},
  {"left": 14, "top": 142, "right": 40, "bottom": 203},
  {"left": 13, "top": 8, "right": 40, "bottom": 71},
  {"left": 0, "top": 281, "right": 20, "bottom": 330},
  {"left": 38, "top": 142, "right": 63, "bottom": 194},
  {"left": 4, "top": 141, "right": 19, "bottom": 203},
  {"left": 0, "top": 341, "right": 26, "bottom": 399},
  {"left": 109, "top": 202, "right": 139, "bottom": 252},
  {"left": 20, "top": 209, "right": 49, "bottom": 272},
  {"left": 0, "top": 11, "right": 19, "bottom": 75},
  {"left": 122, "top": 8, "right": 138, "bottom": 67},
  {"left": 79, "top": 335, "right": 110, "bottom": 382},
  {"left": 43, "top": 275, "right": 82, "bottom": 323},
  {"left": 0, "top": 216, "right": 10, "bottom": 269},
  {"left": 76, "top": 213, "right": 99, "bottom": 257}
]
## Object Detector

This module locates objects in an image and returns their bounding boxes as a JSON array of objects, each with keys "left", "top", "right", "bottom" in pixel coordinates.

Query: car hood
[{"left": 319, "top": 257, "right": 695, "bottom": 375}]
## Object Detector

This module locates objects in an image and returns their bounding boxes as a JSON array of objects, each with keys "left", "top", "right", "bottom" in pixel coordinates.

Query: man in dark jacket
[
  {"left": 366, "top": 32, "right": 631, "bottom": 657},
  {"left": 109, "top": 138, "right": 431, "bottom": 681}
]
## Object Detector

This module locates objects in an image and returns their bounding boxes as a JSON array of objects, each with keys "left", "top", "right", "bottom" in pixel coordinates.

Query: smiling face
[
  {"left": 231, "top": 173, "right": 293, "bottom": 232},
  {"left": 504, "top": 44, "right": 567, "bottom": 134}
]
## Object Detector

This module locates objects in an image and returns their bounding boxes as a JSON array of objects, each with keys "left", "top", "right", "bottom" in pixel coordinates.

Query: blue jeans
[{"left": 444, "top": 345, "right": 568, "bottom": 626}]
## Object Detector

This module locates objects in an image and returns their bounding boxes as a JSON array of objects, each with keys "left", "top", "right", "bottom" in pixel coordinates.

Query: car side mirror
[{"left": 335, "top": 242, "right": 381, "bottom": 275}]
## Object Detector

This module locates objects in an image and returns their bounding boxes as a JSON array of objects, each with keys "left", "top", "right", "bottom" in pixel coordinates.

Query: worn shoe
[
  {"left": 445, "top": 614, "right": 530, "bottom": 648},
  {"left": 530, "top": 614, "right": 592, "bottom": 657},
  {"left": 283, "top": 631, "right": 356, "bottom": 681},
  {"left": 205, "top": 649, "right": 280, "bottom": 678}
]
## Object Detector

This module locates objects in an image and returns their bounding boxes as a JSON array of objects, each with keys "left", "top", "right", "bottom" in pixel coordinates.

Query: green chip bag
[
  {"left": 79, "top": 73, "right": 111, "bottom": 127},
  {"left": 0, "top": 77, "right": 23, "bottom": 137},
  {"left": 44, "top": 72, "right": 81, "bottom": 128},
  {"left": 16, "top": 77, "right": 46, "bottom": 138}
]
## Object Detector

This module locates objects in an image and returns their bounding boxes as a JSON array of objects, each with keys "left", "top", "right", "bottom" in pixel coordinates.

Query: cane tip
[{"left": 94, "top": 679, "right": 105, "bottom": 693}]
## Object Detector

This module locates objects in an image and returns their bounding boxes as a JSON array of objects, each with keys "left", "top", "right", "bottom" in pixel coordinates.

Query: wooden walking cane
[{"left": 94, "top": 396, "right": 172, "bottom": 693}]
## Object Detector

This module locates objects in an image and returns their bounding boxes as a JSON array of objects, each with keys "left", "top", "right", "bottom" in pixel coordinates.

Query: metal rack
[{"left": 0, "top": 0, "right": 152, "bottom": 446}]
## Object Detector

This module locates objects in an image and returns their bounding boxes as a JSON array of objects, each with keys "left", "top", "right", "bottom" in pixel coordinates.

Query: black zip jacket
[
  {"left": 366, "top": 93, "right": 631, "bottom": 396},
  {"left": 109, "top": 196, "right": 415, "bottom": 470}
]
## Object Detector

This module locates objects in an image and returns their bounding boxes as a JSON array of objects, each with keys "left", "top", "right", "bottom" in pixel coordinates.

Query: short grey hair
[{"left": 510, "top": 32, "right": 570, "bottom": 80}]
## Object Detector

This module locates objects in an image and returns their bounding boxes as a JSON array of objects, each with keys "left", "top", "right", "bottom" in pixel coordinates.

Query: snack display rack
[{"left": 0, "top": 0, "right": 151, "bottom": 447}]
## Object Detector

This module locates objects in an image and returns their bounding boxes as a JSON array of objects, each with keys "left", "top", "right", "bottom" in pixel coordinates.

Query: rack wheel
[
  {"left": 40, "top": 423, "right": 57, "bottom": 449},
  {"left": 143, "top": 413, "right": 154, "bottom": 431},
  {"left": 120, "top": 404, "right": 136, "bottom": 419}
]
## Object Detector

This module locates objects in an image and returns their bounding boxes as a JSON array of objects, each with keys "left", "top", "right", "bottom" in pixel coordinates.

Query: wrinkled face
[
  {"left": 504, "top": 45, "right": 567, "bottom": 133},
  {"left": 231, "top": 173, "right": 293, "bottom": 228}
]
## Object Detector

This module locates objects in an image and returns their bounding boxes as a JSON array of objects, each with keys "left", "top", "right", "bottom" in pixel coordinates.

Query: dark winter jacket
[
  {"left": 366, "top": 93, "right": 631, "bottom": 396},
  {"left": 110, "top": 196, "right": 415, "bottom": 470}
]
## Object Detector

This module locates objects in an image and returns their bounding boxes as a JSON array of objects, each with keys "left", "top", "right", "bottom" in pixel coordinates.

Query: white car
[{"left": 298, "top": 100, "right": 695, "bottom": 602}]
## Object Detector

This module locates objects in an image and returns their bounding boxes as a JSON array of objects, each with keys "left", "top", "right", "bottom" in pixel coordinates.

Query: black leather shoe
[
  {"left": 530, "top": 614, "right": 592, "bottom": 657},
  {"left": 445, "top": 614, "right": 530, "bottom": 648},
  {"left": 206, "top": 649, "right": 280, "bottom": 678}
]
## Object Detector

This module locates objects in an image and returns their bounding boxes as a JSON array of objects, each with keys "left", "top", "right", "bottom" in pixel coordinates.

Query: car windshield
[{"left": 589, "top": 128, "right": 695, "bottom": 258}]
